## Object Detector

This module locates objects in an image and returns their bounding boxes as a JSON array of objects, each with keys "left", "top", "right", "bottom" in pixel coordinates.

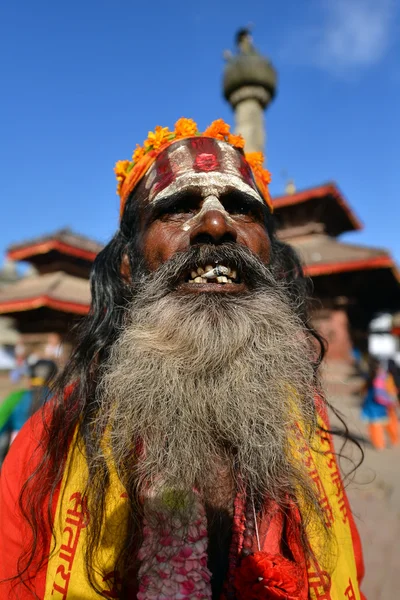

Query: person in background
[
  {"left": 9, "top": 341, "right": 28, "bottom": 383},
  {"left": 44, "top": 332, "right": 64, "bottom": 366},
  {"left": 388, "top": 358, "right": 400, "bottom": 402},
  {"left": 0, "top": 359, "right": 58, "bottom": 463},
  {"left": 361, "top": 357, "right": 399, "bottom": 449}
]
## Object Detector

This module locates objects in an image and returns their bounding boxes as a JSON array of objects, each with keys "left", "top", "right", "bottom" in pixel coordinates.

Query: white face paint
[
  {"left": 181, "top": 194, "right": 235, "bottom": 232},
  {"left": 150, "top": 172, "right": 263, "bottom": 206}
]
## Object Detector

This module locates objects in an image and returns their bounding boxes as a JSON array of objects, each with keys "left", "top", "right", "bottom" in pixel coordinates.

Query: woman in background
[{"left": 361, "top": 357, "right": 399, "bottom": 449}]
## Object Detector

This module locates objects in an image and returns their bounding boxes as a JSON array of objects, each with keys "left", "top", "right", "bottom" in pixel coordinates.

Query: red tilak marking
[{"left": 193, "top": 153, "right": 219, "bottom": 172}]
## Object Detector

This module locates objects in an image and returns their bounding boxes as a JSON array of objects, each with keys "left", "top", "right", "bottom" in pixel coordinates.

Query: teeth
[
  {"left": 203, "top": 265, "right": 230, "bottom": 279},
  {"left": 187, "top": 264, "right": 240, "bottom": 284}
]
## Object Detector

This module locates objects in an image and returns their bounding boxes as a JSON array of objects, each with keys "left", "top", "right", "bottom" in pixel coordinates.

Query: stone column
[
  {"left": 229, "top": 86, "right": 272, "bottom": 154},
  {"left": 223, "top": 29, "right": 277, "bottom": 157}
]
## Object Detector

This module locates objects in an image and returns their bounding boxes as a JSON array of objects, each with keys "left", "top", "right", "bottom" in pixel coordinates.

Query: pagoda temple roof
[
  {"left": 7, "top": 228, "right": 103, "bottom": 263},
  {"left": 272, "top": 183, "right": 362, "bottom": 237},
  {"left": 291, "top": 235, "right": 400, "bottom": 323},
  {"left": 0, "top": 271, "right": 90, "bottom": 316},
  {"left": 291, "top": 234, "right": 398, "bottom": 278}
]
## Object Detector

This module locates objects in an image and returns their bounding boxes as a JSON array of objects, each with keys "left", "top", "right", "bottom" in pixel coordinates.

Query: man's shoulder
[
  {"left": 1, "top": 404, "right": 51, "bottom": 490},
  {"left": 1, "top": 383, "right": 77, "bottom": 489},
  {"left": 0, "top": 401, "right": 60, "bottom": 595}
]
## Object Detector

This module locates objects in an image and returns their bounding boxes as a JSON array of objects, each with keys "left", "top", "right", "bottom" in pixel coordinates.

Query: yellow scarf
[{"left": 44, "top": 417, "right": 363, "bottom": 600}]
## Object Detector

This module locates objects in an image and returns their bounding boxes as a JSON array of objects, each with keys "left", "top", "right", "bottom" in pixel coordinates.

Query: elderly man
[{"left": 0, "top": 118, "right": 364, "bottom": 599}]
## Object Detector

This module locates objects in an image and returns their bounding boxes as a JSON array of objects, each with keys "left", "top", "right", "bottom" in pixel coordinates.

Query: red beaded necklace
[{"left": 223, "top": 488, "right": 250, "bottom": 599}]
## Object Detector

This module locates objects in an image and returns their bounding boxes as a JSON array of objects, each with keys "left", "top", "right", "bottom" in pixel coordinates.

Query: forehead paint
[
  {"left": 139, "top": 137, "right": 263, "bottom": 207},
  {"left": 151, "top": 172, "right": 264, "bottom": 206},
  {"left": 147, "top": 144, "right": 192, "bottom": 197}
]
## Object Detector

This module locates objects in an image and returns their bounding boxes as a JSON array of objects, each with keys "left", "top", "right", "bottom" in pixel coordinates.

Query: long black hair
[{"left": 12, "top": 193, "right": 358, "bottom": 596}]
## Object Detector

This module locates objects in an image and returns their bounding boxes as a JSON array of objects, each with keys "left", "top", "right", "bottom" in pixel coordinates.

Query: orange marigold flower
[
  {"left": 203, "top": 118, "right": 231, "bottom": 140},
  {"left": 260, "top": 168, "right": 272, "bottom": 185},
  {"left": 227, "top": 133, "right": 245, "bottom": 149},
  {"left": 144, "top": 125, "right": 171, "bottom": 151},
  {"left": 245, "top": 151, "right": 264, "bottom": 169},
  {"left": 132, "top": 144, "right": 145, "bottom": 164},
  {"left": 175, "top": 117, "right": 198, "bottom": 138}
]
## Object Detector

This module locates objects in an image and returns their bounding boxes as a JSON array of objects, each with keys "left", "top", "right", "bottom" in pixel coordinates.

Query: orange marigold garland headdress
[{"left": 115, "top": 118, "right": 272, "bottom": 217}]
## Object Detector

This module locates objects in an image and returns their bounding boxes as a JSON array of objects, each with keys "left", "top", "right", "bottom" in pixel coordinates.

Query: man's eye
[
  {"left": 231, "top": 203, "right": 252, "bottom": 215},
  {"left": 220, "top": 193, "right": 261, "bottom": 219},
  {"left": 159, "top": 197, "right": 199, "bottom": 219},
  {"left": 169, "top": 204, "right": 193, "bottom": 214}
]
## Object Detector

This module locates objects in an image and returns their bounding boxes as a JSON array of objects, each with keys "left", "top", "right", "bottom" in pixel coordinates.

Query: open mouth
[{"left": 186, "top": 263, "right": 241, "bottom": 285}]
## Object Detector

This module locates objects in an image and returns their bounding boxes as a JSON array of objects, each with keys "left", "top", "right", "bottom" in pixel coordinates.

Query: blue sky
[{"left": 1, "top": 0, "right": 399, "bottom": 264}]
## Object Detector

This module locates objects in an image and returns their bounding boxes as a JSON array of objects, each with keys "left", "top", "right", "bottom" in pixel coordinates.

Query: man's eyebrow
[
  {"left": 146, "top": 189, "right": 202, "bottom": 217},
  {"left": 220, "top": 189, "right": 264, "bottom": 208}
]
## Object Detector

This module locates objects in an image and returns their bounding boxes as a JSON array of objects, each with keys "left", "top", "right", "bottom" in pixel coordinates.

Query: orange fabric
[
  {"left": 0, "top": 407, "right": 57, "bottom": 599},
  {"left": 368, "top": 423, "right": 385, "bottom": 449},
  {"left": 386, "top": 405, "right": 399, "bottom": 445}
]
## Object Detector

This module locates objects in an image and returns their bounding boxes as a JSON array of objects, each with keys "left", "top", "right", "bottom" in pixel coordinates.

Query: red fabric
[
  {"left": 235, "top": 552, "right": 307, "bottom": 600},
  {"left": 0, "top": 407, "right": 56, "bottom": 599}
]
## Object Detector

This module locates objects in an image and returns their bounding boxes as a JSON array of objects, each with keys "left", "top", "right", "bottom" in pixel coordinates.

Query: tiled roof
[
  {"left": 7, "top": 228, "right": 104, "bottom": 261},
  {"left": 272, "top": 182, "right": 362, "bottom": 235},
  {"left": 0, "top": 271, "right": 90, "bottom": 315},
  {"left": 290, "top": 234, "right": 397, "bottom": 278}
]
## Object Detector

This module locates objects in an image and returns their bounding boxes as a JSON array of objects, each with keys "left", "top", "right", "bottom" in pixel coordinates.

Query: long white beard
[{"left": 96, "top": 278, "right": 319, "bottom": 508}]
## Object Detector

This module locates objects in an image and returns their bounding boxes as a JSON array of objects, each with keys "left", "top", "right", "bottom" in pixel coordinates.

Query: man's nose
[{"left": 189, "top": 209, "right": 238, "bottom": 245}]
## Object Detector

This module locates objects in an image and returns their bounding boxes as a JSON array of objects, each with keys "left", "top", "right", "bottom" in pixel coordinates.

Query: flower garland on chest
[{"left": 136, "top": 487, "right": 307, "bottom": 600}]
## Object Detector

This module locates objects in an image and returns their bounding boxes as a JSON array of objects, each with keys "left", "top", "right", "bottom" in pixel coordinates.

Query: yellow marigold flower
[
  {"left": 114, "top": 160, "right": 131, "bottom": 195},
  {"left": 114, "top": 160, "right": 130, "bottom": 178},
  {"left": 203, "top": 118, "right": 231, "bottom": 140},
  {"left": 116, "top": 178, "right": 124, "bottom": 194},
  {"left": 227, "top": 133, "right": 245, "bottom": 149},
  {"left": 132, "top": 144, "right": 144, "bottom": 164},
  {"left": 175, "top": 117, "right": 198, "bottom": 138},
  {"left": 144, "top": 125, "right": 171, "bottom": 151}
]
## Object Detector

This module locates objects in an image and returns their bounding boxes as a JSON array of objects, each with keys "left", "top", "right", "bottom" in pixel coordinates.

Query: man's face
[
  {"left": 134, "top": 138, "right": 271, "bottom": 293},
  {"left": 99, "top": 138, "right": 319, "bottom": 506}
]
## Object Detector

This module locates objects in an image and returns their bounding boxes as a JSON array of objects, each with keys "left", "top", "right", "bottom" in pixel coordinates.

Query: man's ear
[{"left": 120, "top": 253, "right": 131, "bottom": 283}]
